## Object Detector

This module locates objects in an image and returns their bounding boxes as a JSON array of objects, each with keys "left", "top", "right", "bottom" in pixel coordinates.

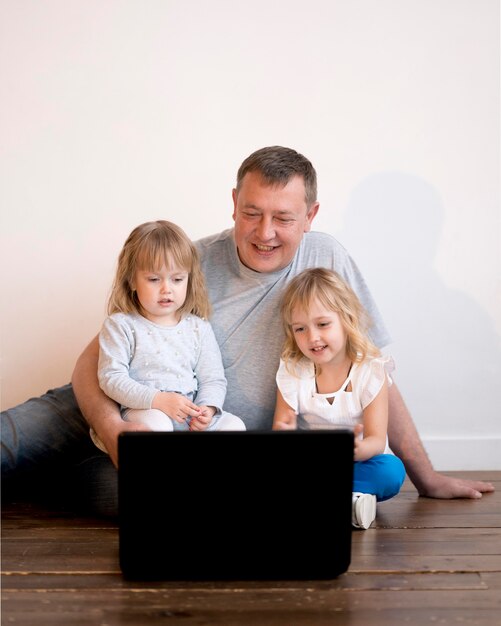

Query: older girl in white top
[{"left": 273, "top": 268, "right": 405, "bottom": 529}]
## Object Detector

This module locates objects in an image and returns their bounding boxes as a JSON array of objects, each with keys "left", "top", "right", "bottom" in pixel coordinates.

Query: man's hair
[
  {"left": 107, "top": 220, "right": 211, "bottom": 319},
  {"left": 236, "top": 146, "right": 317, "bottom": 207}
]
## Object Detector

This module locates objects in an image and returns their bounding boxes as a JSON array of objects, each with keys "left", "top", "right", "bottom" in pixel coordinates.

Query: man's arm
[
  {"left": 71, "top": 336, "right": 145, "bottom": 467},
  {"left": 387, "top": 383, "right": 494, "bottom": 499}
]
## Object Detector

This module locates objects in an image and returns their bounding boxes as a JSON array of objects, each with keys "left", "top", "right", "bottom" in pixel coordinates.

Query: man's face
[{"left": 232, "top": 172, "right": 319, "bottom": 273}]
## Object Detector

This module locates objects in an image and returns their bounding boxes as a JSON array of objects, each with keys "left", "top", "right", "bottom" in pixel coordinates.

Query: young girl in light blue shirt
[{"left": 92, "top": 220, "right": 245, "bottom": 452}]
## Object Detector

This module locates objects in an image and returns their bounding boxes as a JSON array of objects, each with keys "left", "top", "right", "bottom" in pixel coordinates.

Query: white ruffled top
[{"left": 276, "top": 355, "right": 394, "bottom": 448}]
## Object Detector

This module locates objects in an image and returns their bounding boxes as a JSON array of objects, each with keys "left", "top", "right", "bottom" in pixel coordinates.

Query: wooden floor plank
[
  {"left": 3, "top": 587, "right": 501, "bottom": 609},
  {"left": 352, "top": 527, "right": 501, "bottom": 555},
  {"left": 2, "top": 609, "right": 500, "bottom": 626},
  {"left": 0, "top": 571, "right": 489, "bottom": 591},
  {"left": 350, "top": 553, "right": 501, "bottom": 573},
  {"left": 2, "top": 588, "right": 501, "bottom": 626},
  {"left": 376, "top": 489, "right": 500, "bottom": 528},
  {"left": 3, "top": 525, "right": 499, "bottom": 575}
]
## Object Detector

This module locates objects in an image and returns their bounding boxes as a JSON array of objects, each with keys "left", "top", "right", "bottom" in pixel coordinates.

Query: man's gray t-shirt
[{"left": 196, "top": 228, "right": 390, "bottom": 430}]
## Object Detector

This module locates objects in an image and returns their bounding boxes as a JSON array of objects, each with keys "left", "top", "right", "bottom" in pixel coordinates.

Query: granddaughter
[
  {"left": 92, "top": 220, "right": 245, "bottom": 452},
  {"left": 273, "top": 268, "right": 405, "bottom": 529}
]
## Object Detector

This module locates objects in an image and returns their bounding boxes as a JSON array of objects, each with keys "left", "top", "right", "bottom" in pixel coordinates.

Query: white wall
[{"left": 1, "top": 0, "right": 499, "bottom": 469}]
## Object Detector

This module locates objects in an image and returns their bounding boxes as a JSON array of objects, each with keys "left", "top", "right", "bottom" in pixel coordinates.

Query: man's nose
[{"left": 256, "top": 217, "right": 275, "bottom": 241}]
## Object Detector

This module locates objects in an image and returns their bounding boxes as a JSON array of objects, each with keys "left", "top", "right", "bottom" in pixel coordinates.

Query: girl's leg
[
  {"left": 123, "top": 408, "right": 175, "bottom": 431},
  {"left": 353, "top": 454, "right": 406, "bottom": 502},
  {"left": 124, "top": 409, "right": 246, "bottom": 432},
  {"left": 207, "top": 411, "right": 246, "bottom": 431}
]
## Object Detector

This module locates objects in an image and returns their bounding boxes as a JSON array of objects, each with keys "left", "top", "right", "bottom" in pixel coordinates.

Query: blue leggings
[{"left": 353, "top": 454, "right": 406, "bottom": 502}]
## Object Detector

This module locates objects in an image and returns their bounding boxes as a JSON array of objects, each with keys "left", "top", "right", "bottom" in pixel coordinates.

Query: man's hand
[
  {"left": 417, "top": 472, "right": 495, "bottom": 500},
  {"left": 98, "top": 418, "right": 151, "bottom": 468},
  {"left": 386, "top": 383, "right": 495, "bottom": 500}
]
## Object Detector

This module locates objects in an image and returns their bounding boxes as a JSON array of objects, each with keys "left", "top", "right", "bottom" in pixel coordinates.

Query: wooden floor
[{"left": 2, "top": 471, "right": 500, "bottom": 626}]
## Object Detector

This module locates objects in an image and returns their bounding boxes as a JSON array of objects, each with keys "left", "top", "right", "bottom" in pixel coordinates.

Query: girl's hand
[
  {"left": 353, "top": 423, "right": 364, "bottom": 461},
  {"left": 355, "top": 378, "right": 389, "bottom": 461},
  {"left": 354, "top": 424, "right": 383, "bottom": 461},
  {"left": 152, "top": 391, "right": 202, "bottom": 424},
  {"left": 354, "top": 422, "right": 386, "bottom": 461},
  {"left": 272, "top": 390, "right": 297, "bottom": 430},
  {"left": 189, "top": 405, "right": 215, "bottom": 431},
  {"left": 273, "top": 420, "right": 297, "bottom": 430}
]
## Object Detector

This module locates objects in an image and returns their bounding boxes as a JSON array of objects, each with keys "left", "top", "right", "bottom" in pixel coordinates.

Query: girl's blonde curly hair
[{"left": 280, "top": 268, "right": 380, "bottom": 371}]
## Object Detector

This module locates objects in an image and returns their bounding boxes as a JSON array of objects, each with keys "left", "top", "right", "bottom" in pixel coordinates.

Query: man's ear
[
  {"left": 232, "top": 188, "right": 238, "bottom": 221},
  {"left": 304, "top": 202, "right": 320, "bottom": 232}
]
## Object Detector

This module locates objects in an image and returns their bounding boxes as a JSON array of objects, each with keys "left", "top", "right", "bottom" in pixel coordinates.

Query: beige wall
[{"left": 1, "top": 0, "right": 500, "bottom": 468}]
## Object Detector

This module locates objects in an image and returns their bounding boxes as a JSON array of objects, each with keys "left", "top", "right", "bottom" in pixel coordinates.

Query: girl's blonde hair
[
  {"left": 280, "top": 268, "right": 380, "bottom": 369},
  {"left": 107, "top": 220, "right": 211, "bottom": 319}
]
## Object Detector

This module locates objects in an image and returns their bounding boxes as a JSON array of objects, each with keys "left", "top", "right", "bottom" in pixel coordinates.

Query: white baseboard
[{"left": 421, "top": 436, "right": 501, "bottom": 471}]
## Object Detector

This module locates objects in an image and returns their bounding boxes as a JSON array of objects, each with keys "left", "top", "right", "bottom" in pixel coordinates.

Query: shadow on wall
[{"left": 337, "top": 172, "right": 501, "bottom": 438}]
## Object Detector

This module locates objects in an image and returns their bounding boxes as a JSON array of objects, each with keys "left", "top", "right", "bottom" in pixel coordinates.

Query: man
[{"left": 1, "top": 146, "right": 493, "bottom": 516}]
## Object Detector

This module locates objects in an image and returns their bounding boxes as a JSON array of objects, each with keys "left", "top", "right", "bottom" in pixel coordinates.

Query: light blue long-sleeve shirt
[{"left": 98, "top": 312, "right": 227, "bottom": 413}]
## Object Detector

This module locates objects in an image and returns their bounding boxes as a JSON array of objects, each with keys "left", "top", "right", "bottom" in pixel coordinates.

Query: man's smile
[{"left": 254, "top": 243, "right": 277, "bottom": 252}]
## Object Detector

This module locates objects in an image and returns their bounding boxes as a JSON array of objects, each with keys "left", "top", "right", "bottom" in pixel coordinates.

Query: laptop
[{"left": 118, "top": 429, "right": 354, "bottom": 580}]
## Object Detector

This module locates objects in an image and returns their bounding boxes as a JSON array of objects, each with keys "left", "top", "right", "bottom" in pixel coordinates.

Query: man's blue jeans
[{"left": 1, "top": 384, "right": 118, "bottom": 517}]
